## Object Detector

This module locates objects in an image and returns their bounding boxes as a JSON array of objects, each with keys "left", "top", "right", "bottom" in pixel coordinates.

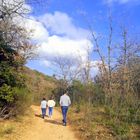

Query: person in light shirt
[
  {"left": 47, "top": 96, "right": 56, "bottom": 118},
  {"left": 40, "top": 98, "right": 47, "bottom": 119},
  {"left": 59, "top": 91, "right": 71, "bottom": 126}
]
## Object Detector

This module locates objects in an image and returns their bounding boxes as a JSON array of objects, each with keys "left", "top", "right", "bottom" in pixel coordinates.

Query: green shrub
[
  {"left": 114, "top": 123, "right": 130, "bottom": 136},
  {"left": 0, "top": 38, "right": 29, "bottom": 118},
  {"left": 105, "top": 118, "right": 130, "bottom": 137},
  {"left": 0, "top": 84, "right": 15, "bottom": 103}
]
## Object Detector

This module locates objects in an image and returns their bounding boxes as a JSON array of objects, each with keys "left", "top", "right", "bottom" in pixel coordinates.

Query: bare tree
[
  {"left": 51, "top": 55, "right": 82, "bottom": 90},
  {"left": 0, "top": 0, "right": 37, "bottom": 61},
  {"left": 81, "top": 45, "right": 93, "bottom": 84},
  {"left": 89, "top": 16, "right": 114, "bottom": 95},
  {"left": 107, "top": 15, "right": 113, "bottom": 94},
  {"left": 116, "top": 27, "right": 140, "bottom": 95},
  {"left": 0, "top": 0, "right": 30, "bottom": 19}
]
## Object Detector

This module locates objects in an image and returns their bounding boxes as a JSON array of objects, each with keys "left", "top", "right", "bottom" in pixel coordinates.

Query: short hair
[
  {"left": 42, "top": 98, "right": 46, "bottom": 100},
  {"left": 50, "top": 95, "right": 54, "bottom": 100},
  {"left": 65, "top": 91, "right": 68, "bottom": 94}
]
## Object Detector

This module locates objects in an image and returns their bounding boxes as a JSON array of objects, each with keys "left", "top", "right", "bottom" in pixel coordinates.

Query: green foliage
[
  {"left": 0, "top": 35, "right": 28, "bottom": 118},
  {"left": 0, "top": 61, "right": 26, "bottom": 107},
  {"left": 0, "top": 84, "right": 15, "bottom": 103},
  {"left": 12, "top": 87, "right": 32, "bottom": 115},
  {"left": 68, "top": 80, "right": 105, "bottom": 107},
  {"left": 67, "top": 79, "right": 140, "bottom": 139},
  {"left": 106, "top": 119, "right": 130, "bottom": 136},
  {"left": 52, "top": 87, "right": 65, "bottom": 105},
  {"left": 70, "top": 80, "right": 85, "bottom": 103}
]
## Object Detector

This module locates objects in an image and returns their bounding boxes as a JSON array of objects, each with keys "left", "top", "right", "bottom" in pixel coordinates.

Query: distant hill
[{"left": 22, "top": 67, "right": 56, "bottom": 104}]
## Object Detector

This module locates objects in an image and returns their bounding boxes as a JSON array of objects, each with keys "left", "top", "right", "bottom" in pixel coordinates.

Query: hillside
[
  {"left": 0, "top": 67, "right": 58, "bottom": 140},
  {"left": 22, "top": 67, "right": 56, "bottom": 104}
]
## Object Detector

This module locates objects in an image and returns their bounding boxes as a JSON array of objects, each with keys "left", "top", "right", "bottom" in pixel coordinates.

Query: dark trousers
[
  {"left": 49, "top": 107, "right": 53, "bottom": 116},
  {"left": 41, "top": 108, "right": 46, "bottom": 118},
  {"left": 61, "top": 106, "right": 68, "bottom": 124}
]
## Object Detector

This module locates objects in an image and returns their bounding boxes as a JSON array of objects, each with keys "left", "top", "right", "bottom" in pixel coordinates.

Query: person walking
[
  {"left": 59, "top": 91, "right": 71, "bottom": 126},
  {"left": 41, "top": 98, "right": 47, "bottom": 119},
  {"left": 47, "top": 96, "right": 56, "bottom": 118}
]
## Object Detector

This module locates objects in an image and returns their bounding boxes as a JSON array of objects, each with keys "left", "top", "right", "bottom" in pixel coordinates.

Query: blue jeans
[
  {"left": 61, "top": 106, "right": 68, "bottom": 124},
  {"left": 49, "top": 107, "right": 53, "bottom": 116},
  {"left": 41, "top": 108, "right": 46, "bottom": 118}
]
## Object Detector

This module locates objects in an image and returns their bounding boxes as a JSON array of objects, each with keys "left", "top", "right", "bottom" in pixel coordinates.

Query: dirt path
[{"left": 20, "top": 105, "right": 78, "bottom": 140}]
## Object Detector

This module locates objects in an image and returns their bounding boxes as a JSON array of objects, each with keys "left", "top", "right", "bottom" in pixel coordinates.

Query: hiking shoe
[{"left": 63, "top": 123, "right": 66, "bottom": 126}]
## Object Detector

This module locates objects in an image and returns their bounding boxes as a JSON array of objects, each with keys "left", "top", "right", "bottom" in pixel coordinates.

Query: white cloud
[
  {"left": 24, "top": 18, "right": 49, "bottom": 41},
  {"left": 13, "top": 11, "right": 92, "bottom": 62},
  {"left": 20, "top": 11, "right": 100, "bottom": 77},
  {"left": 37, "top": 35, "right": 92, "bottom": 62},
  {"left": 35, "top": 11, "right": 93, "bottom": 63},
  {"left": 13, "top": 12, "right": 92, "bottom": 64},
  {"left": 40, "top": 60, "right": 51, "bottom": 67},
  {"left": 13, "top": 16, "right": 49, "bottom": 42},
  {"left": 39, "top": 11, "right": 90, "bottom": 40}
]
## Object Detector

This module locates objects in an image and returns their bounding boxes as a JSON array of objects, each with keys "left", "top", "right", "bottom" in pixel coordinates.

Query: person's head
[
  {"left": 64, "top": 91, "right": 68, "bottom": 95},
  {"left": 49, "top": 95, "right": 54, "bottom": 100},
  {"left": 42, "top": 97, "right": 46, "bottom": 100}
]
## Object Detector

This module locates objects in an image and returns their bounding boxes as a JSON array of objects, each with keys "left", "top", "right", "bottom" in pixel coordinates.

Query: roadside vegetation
[{"left": 51, "top": 18, "right": 140, "bottom": 140}]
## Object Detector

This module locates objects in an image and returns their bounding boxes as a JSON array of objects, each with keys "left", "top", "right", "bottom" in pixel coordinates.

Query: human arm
[
  {"left": 68, "top": 97, "right": 71, "bottom": 106},
  {"left": 59, "top": 96, "right": 62, "bottom": 106},
  {"left": 53, "top": 100, "right": 56, "bottom": 107}
]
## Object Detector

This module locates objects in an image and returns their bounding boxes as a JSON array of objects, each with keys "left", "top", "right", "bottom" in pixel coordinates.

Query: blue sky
[
  {"left": 25, "top": 0, "right": 140, "bottom": 76},
  {"left": 31, "top": 0, "right": 140, "bottom": 30}
]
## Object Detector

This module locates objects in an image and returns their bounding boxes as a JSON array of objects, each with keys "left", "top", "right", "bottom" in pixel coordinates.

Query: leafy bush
[{"left": 0, "top": 35, "right": 30, "bottom": 118}]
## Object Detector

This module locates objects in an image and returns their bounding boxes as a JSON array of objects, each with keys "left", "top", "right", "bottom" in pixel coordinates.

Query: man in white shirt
[
  {"left": 60, "top": 92, "right": 71, "bottom": 126},
  {"left": 41, "top": 98, "right": 47, "bottom": 119}
]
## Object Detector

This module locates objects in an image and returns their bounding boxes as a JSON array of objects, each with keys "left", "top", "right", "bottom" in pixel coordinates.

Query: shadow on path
[
  {"left": 35, "top": 114, "right": 49, "bottom": 118},
  {"left": 44, "top": 119, "right": 62, "bottom": 126},
  {"left": 35, "top": 114, "right": 43, "bottom": 118},
  {"left": 35, "top": 114, "right": 62, "bottom": 126}
]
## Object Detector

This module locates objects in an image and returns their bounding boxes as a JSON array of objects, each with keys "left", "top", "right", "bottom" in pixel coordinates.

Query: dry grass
[
  {"left": 0, "top": 108, "right": 34, "bottom": 140},
  {"left": 68, "top": 106, "right": 140, "bottom": 140},
  {"left": 69, "top": 108, "right": 114, "bottom": 140}
]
